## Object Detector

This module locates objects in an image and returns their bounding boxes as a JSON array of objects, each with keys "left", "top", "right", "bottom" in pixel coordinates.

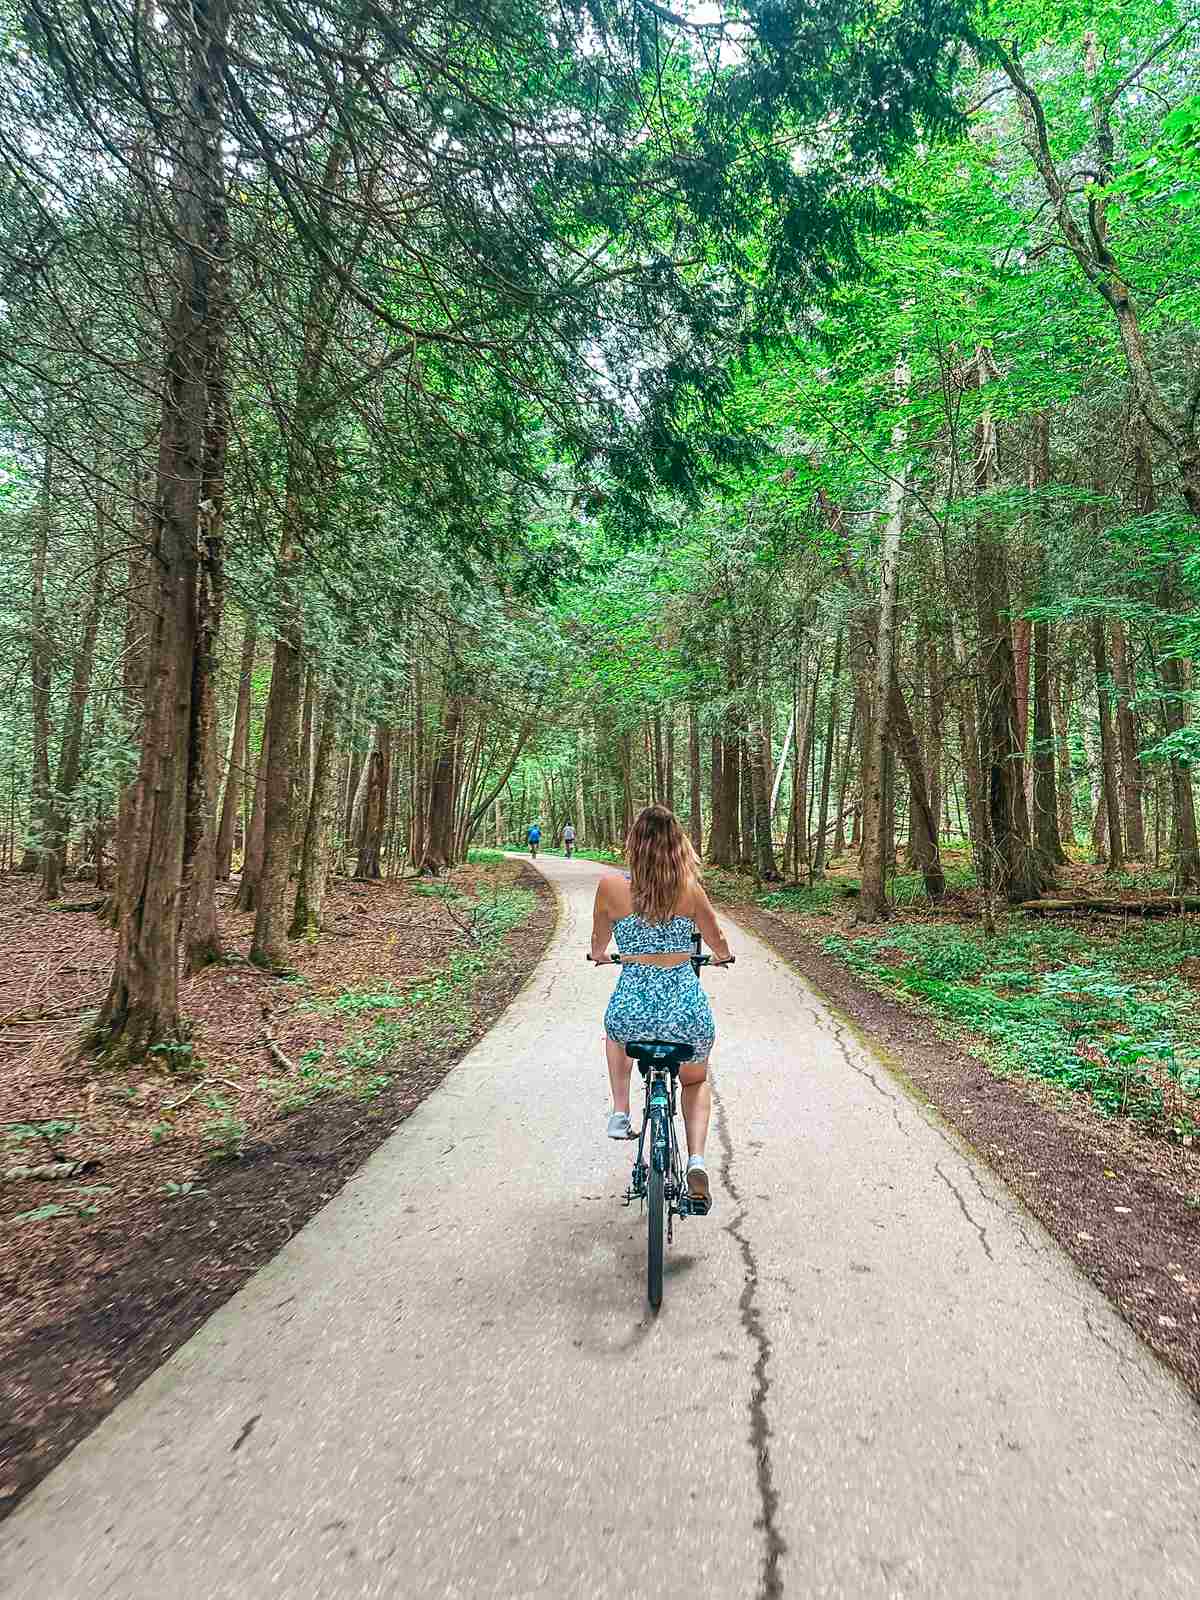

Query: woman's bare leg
[
  {"left": 679, "top": 1060, "right": 711, "bottom": 1158},
  {"left": 606, "top": 1035, "right": 632, "bottom": 1115}
]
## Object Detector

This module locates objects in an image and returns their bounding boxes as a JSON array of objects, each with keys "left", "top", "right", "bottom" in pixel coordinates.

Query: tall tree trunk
[
  {"left": 574, "top": 730, "right": 586, "bottom": 843},
  {"left": 249, "top": 142, "right": 346, "bottom": 967},
  {"left": 1053, "top": 662, "right": 1077, "bottom": 847},
  {"left": 887, "top": 672, "right": 945, "bottom": 898},
  {"left": 93, "top": 0, "right": 230, "bottom": 1057},
  {"left": 421, "top": 700, "right": 461, "bottom": 872},
  {"left": 1013, "top": 616, "right": 1032, "bottom": 828},
  {"left": 925, "top": 638, "right": 944, "bottom": 846},
  {"left": 750, "top": 687, "right": 778, "bottom": 880},
  {"left": 857, "top": 348, "right": 909, "bottom": 921},
  {"left": 183, "top": 230, "right": 231, "bottom": 975},
  {"left": 620, "top": 732, "right": 634, "bottom": 835},
  {"left": 1029, "top": 412, "right": 1066, "bottom": 870},
  {"left": 652, "top": 716, "right": 665, "bottom": 805},
  {"left": 42, "top": 534, "right": 104, "bottom": 900},
  {"left": 723, "top": 729, "right": 741, "bottom": 864},
  {"left": 1109, "top": 621, "right": 1146, "bottom": 860},
  {"left": 291, "top": 683, "right": 339, "bottom": 937},
  {"left": 706, "top": 734, "right": 727, "bottom": 864},
  {"left": 215, "top": 617, "right": 255, "bottom": 879},
  {"left": 22, "top": 441, "right": 54, "bottom": 874},
  {"left": 688, "top": 709, "right": 702, "bottom": 854},
  {"left": 235, "top": 720, "right": 270, "bottom": 911},
  {"left": 1135, "top": 422, "right": 1200, "bottom": 884},
  {"left": 357, "top": 728, "right": 392, "bottom": 878},
  {"left": 972, "top": 351, "right": 1042, "bottom": 903},
  {"left": 833, "top": 698, "right": 857, "bottom": 859},
  {"left": 1032, "top": 620, "right": 1066, "bottom": 868},
  {"left": 812, "top": 634, "right": 842, "bottom": 877},
  {"left": 1092, "top": 618, "right": 1124, "bottom": 874}
]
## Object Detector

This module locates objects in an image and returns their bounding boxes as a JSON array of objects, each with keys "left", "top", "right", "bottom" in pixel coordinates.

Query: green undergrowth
[
  {"left": 818, "top": 916, "right": 1200, "bottom": 1131},
  {"left": 269, "top": 884, "right": 535, "bottom": 1115},
  {"left": 759, "top": 861, "right": 979, "bottom": 917}
]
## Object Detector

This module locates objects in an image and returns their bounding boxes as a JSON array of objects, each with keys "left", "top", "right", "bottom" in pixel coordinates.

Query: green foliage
[
  {"left": 4, "top": 1118, "right": 81, "bottom": 1148},
  {"left": 192, "top": 1090, "right": 247, "bottom": 1159},
  {"left": 819, "top": 917, "right": 1200, "bottom": 1125}
]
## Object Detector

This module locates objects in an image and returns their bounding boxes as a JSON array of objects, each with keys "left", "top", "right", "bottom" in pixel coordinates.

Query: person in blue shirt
[{"left": 526, "top": 822, "right": 541, "bottom": 857}]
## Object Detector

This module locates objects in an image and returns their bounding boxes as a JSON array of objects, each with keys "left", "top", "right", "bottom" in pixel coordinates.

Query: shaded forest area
[{"left": 0, "top": 3, "right": 1197, "bottom": 1063}]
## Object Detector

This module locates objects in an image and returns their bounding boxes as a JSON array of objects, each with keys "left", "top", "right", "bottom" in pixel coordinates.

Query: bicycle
[
  {"left": 564, "top": 839, "right": 575, "bottom": 858},
  {"left": 590, "top": 946, "right": 733, "bottom": 1310}
]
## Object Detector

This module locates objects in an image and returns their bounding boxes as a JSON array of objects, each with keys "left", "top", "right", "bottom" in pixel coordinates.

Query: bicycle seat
[{"left": 625, "top": 1041, "right": 692, "bottom": 1071}]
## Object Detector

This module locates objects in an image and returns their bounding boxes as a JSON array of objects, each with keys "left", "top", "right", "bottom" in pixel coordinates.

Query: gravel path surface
[{"left": 3, "top": 855, "right": 1199, "bottom": 1599}]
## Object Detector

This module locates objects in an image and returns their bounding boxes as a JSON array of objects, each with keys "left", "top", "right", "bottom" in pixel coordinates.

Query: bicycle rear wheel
[{"left": 647, "top": 1118, "right": 665, "bottom": 1310}]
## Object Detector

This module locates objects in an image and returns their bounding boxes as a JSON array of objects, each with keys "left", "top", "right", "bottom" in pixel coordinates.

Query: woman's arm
[
  {"left": 691, "top": 885, "right": 732, "bottom": 963},
  {"left": 590, "top": 876, "right": 616, "bottom": 962}
]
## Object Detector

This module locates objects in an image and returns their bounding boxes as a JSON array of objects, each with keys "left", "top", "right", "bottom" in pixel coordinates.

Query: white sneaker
[
  {"left": 607, "top": 1112, "right": 634, "bottom": 1139},
  {"left": 686, "top": 1155, "right": 710, "bottom": 1205}
]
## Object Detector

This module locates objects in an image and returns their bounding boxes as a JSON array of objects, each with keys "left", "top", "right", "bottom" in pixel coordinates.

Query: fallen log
[{"left": 1019, "top": 896, "right": 1200, "bottom": 917}]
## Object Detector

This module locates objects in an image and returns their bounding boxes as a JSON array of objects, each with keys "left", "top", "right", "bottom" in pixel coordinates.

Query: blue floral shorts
[{"left": 604, "top": 962, "right": 716, "bottom": 1061}]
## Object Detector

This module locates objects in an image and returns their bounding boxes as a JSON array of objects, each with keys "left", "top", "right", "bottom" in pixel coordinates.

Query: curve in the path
[{"left": 2, "top": 853, "right": 1199, "bottom": 1600}]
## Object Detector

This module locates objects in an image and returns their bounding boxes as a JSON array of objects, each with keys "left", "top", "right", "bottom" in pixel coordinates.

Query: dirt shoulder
[
  {"left": 731, "top": 900, "right": 1200, "bottom": 1400},
  {"left": 0, "top": 861, "right": 556, "bottom": 1520}
]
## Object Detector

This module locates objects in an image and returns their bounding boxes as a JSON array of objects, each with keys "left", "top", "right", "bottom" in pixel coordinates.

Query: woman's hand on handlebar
[{"left": 588, "top": 948, "right": 618, "bottom": 965}]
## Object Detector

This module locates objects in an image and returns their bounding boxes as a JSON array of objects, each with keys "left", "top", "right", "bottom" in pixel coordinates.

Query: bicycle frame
[{"left": 624, "top": 1054, "right": 704, "bottom": 1236}]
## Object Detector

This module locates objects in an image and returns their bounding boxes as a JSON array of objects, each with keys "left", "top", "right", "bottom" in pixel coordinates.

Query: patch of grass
[
  {"left": 272, "top": 884, "right": 537, "bottom": 1115},
  {"left": 467, "top": 848, "right": 506, "bottom": 864},
  {"left": 818, "top": 915, "right": 1200, "bottom": 1128},
  {"left": 759, "top": 880, "right": 846, "bottom": 916}
]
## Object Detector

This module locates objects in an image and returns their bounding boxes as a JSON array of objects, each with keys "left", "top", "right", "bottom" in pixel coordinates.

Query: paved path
[{"left": 4, "top": 855, "right": 1200, "bottom": 1598}]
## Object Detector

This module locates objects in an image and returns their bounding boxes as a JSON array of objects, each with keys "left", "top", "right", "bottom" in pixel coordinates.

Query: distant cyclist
[
  {"left": 590, "top": 804, "right": 732, "bottom": 1208},
  {"left": 526, "top": 822, "right": 541, "bottom": 858},
  {"left": 563, "top": 821, "right": 576, "bottom": 858}
]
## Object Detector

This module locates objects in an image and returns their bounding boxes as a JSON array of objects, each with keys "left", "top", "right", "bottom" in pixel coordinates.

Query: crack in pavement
[
  {"left": 711, "top": 1070, "right": 786, "bottom": 1600},
  {"left": 934, "top": 1163, "right": 994, "bottom": 1263}
]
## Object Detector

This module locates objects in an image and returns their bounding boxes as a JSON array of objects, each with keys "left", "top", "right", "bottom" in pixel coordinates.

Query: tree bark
[
  {"left": 22, "top": 441, "right": 54, "bottom": 875},
  {"left": 750, "top": 688, "right": 779, "bottom": 880},
  {"left": 857, "top": 349, "right": 909, "bottom": 921},
  {"left": 812, "top": 634, "right": 842, "bottom": 877},
  {"left": 1053, "top": 662, "right": 1077, "bottom": 847},
  {"left": 42, "top": 533, "right": 104, "bottom": 900},
  {"left": 357, "top": 729, "right": 393, "bottom": 878},
  {"left": 215, "top": 617, "right": 255, "bottom": 879},
  {"left": 1029, "top": 412, "right": 1066, "bottom": 870},
  {"left": 235, "top": 719, "right": 270, "bottom": 912},
  {"left": 706, "top": 734, "right": 728, "bottom": 864},
  {"left": 972, "top": 351, "right": 1043, "bottom": 902},
  {"left": 290, "top": 683, "right": 339, "bottom": 937},
  {"left": 887, "top": 672, "right": 945, "bottom": 898},
  {"left": 92, "top": 0, "right": 230, "bottom": 1057},
  {"left": 1110, "top": 620, "right": 1146, "bottom": 859},
  {"left": 687, "top": 709, "right": 702, "bottom": 854},
  {"left": 1091, "top": 618, "right": 1125, "bottom": 874},
  {"left": 421, "top": 699, "right": 461, "bottom": 872},
  {"left": 183, "top": 228, "right": 231, "bottom": 975}
]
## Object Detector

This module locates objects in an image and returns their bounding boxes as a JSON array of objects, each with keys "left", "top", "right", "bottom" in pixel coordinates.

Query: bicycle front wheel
[{"left": 647, "top": 1148, "right": 664, "bottom": 1311}]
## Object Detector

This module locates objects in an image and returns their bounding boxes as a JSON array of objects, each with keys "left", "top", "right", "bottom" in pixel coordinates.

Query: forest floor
[
  {"left": 718, "top": 850, "right": 1200, "bottom": 1398},
  {"left": 0, "top": 856, "right": 555, "bottom": 1520}
]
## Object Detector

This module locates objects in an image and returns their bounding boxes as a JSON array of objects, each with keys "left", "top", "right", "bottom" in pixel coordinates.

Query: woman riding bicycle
[{"left": 590, "top": 804, "right": 732, "bottom": 1208}]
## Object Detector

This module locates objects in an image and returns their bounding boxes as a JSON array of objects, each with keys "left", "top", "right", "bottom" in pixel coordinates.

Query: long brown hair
[{"left": 627, "top": 805, "right": 697, "bottom": 925}]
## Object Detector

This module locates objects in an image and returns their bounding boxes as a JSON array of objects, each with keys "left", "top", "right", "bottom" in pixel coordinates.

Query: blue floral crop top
[{"left": 612, "top": 913, "right": 697, "bottom": 955}]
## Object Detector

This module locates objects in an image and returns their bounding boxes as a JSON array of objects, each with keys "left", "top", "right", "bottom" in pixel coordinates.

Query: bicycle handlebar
[{"left": 586, "top": 952, "right": 735, "bottom": 967}]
